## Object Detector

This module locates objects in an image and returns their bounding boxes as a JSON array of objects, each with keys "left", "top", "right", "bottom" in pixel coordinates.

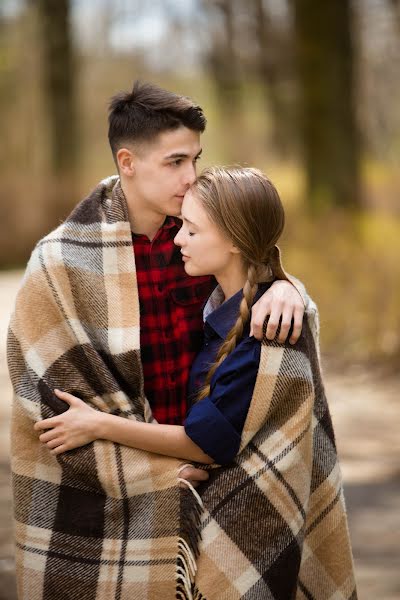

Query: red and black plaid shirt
[{"left": 132, "top": 217, "right": 215, "bottom": 425}]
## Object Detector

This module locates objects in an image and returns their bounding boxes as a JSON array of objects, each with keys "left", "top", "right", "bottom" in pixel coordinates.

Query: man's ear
[{"left": 117, "top": 147, "right": 135, "bottom": 177}]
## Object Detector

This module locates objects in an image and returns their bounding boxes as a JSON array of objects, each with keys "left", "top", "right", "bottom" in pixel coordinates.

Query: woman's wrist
[{"left": 94, "top": 410, "right": 109, "bottom": 440}]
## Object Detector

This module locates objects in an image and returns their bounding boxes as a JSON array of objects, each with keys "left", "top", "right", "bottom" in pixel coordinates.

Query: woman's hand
[{"left": 33, "top": 389, "right": 103, "bottom": 455}]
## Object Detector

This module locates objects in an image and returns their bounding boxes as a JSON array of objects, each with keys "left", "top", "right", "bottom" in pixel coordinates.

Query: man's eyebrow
[{"left": 164, "top": 148, "right": 202, "bottom": 160}]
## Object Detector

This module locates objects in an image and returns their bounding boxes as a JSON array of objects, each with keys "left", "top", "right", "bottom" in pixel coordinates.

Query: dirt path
[{"left": 0, "top": 271, "right": 399, "bottom": 599}]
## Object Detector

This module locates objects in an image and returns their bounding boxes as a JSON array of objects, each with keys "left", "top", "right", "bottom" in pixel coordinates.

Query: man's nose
[{"left": 183, "top": 162, "right": 197, "bottom": 187}]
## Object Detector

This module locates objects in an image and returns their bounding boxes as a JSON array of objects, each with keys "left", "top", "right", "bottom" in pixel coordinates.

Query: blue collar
[{"left": 205, "top": 282, "right": 270, "bottom": 340}]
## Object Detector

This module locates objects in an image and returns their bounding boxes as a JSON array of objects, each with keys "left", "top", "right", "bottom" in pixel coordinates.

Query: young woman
[
  {"left": 34, "top": 166, "right": 284, "bottom": 465},
  {"left": 34, "top": 166, "right": 356, "bottom": 599}
]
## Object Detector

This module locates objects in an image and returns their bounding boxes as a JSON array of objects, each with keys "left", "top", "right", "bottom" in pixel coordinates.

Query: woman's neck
[{"left": 216, "top": 260, "right": 248, "bottom": 301}]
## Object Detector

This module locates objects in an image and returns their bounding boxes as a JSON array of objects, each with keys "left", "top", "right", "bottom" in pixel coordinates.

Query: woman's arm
[{"left": 34, "top": 389, "right": 213, "bottom": 463}]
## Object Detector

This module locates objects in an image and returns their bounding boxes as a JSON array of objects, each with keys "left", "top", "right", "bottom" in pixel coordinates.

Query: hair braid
[{"left": 196, "top": 265, "right": 259, "bottom": 402}]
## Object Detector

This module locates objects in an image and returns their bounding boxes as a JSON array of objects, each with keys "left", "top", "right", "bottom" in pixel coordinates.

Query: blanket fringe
[{"left": 176, "top": 478, "right": 205, "bottom": 599}]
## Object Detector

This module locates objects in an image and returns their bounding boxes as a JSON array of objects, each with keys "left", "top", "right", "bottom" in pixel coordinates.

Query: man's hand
[
  {"left": 250, "top": 280, "right": 304, "bottom": 344},
  {"left": 178, "top": 465, "right": 209, "bottom": 489}
]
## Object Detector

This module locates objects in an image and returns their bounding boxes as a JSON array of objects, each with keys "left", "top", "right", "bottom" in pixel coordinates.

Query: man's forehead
[{"left": 155, "top": 127, "right": 201, "bottom": 155}]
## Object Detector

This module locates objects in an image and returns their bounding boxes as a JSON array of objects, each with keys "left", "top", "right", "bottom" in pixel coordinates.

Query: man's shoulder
[{"left": 26, "top": 176, "right": 119, "bottom": 267}]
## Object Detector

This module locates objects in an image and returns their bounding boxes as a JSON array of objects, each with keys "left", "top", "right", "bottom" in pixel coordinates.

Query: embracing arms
[{"left": 35, "top": 389, "right": 214, "bottom": 463}]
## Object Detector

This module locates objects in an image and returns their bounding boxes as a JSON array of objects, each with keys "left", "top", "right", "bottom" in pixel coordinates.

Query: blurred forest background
[
  {"left": 0, "top": 1, "right": 399, "bottom": 599},
  {"left": 1, "top": 0, "right": 399, "bottom": 367}
]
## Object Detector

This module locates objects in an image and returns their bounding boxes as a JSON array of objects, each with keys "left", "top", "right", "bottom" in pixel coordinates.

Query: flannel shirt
[{"left": 132, "top": 216, "right": 215, "bottom": 425}]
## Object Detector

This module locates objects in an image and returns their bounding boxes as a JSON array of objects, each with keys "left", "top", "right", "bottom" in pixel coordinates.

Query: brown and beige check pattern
[
  {"left": 192, "top": 309, "right": 357, "bottom": 599},
  {"left": 7, "top": 177, "right": 201, "bottom": 600},
  {"left": 7, "top": 175, "right": 356, "bottom": 599}
]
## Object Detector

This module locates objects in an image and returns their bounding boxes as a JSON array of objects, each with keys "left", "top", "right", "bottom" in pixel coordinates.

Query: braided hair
[{"left": 193, "top": 167, "right": 285, "bottom": 402}]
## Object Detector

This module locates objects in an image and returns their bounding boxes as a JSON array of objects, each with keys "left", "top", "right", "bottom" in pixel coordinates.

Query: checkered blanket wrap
[
  {"left": 191, "top": 315, "right": 357, "bottom": 599},
  {"left": 8, "top": 176, "right": 357, "bottom": 599},
  {"left": 7, "top": 177, "right": 201, "bottom": 599}
]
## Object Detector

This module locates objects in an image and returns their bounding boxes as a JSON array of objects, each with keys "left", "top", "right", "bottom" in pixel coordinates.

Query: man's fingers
[
  {"left": 289, "top": 307, "right": 304, "bottom": 344},
  {"left": 265, "top": 307, "right": 281, "bottom": 340},
  {"left": 277, "top": 308, "right": 293, "bottom": 343},
  {"left": 250, "top": 299, "right": 272, "bottom": 340}
]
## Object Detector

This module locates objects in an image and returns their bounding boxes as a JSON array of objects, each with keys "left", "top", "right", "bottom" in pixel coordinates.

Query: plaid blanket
[
  {"left": 8, "top": 176, "right": 357, "bottom": 599},
  {"left": 7, "top": 177, "right": 201, "bottom": 599},
  {"left": 192, "top": 312, "right": 357, "bottom": 599}
]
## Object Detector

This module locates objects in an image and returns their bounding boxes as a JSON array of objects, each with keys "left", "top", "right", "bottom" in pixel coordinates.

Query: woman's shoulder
[{"left": 211, "top": 334, "right": 261, "bottom": 385}]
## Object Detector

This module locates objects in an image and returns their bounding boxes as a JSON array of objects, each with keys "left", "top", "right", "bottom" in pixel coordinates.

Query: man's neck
[
  {"left": 131, "top": 213, "right": 167, "bottom": 242},
  {"left": 121, "top": 181, "right": 167, "bottom": 241}
]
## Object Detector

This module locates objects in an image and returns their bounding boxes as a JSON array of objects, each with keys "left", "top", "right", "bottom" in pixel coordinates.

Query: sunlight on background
[{"left": 0, "top": 1, "right": 399, "bottom": 598}]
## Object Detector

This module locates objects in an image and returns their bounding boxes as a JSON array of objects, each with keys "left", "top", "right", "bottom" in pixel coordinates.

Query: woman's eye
[{"left": 188, "top": 231, "right": 195, "bottom": 237}]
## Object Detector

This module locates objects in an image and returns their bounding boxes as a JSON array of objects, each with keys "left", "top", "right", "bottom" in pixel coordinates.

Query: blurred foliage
[{"left": 0, "top": 0, "right": 399, "bottom": 370}]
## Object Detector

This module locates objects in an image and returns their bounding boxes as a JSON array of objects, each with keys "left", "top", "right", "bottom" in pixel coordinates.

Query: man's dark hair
[{"left": 108, "top": 81, "right": 206, "bottom": 160}]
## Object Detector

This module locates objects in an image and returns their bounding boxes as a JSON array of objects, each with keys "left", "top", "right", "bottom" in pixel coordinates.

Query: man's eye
[
  {"left": 194, "top": 156, "right": 201, "bottom": 163},
  {"left": 172, "top": 159, "right": 182, "bottom": 166},
  {"left": 188, "top": 231, "right": 195, "bottom": 237}
]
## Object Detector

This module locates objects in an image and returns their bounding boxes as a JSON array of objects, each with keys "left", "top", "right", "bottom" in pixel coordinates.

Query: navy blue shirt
[{"left": 184, "top": 283, "right": 271, "bottom": 465}]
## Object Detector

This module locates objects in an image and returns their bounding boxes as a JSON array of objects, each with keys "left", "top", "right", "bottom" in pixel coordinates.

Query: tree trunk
[
  {"left": 37, "top": 0, "right": 77, "bottom": 175},
  {"left": 294, "top": 0, "right": 361, "bottom": 210},
  {"left": 203, "top": 0, "right": 244, "bottom": 163},
  {"left": 253, "top": 0, "right": 295, "bottom": 157},
  {"left": 36, "top": 0, "right": 78, "bottom": 226}
]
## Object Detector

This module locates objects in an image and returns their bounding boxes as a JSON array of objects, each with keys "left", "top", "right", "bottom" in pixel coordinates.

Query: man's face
[{"left": 126, "top": 126, "right": 202, "bottom": 218}]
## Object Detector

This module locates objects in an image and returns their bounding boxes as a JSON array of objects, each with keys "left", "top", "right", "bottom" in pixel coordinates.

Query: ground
[{"left": 0, "top": 271, "right": 399, "bottom": 599}]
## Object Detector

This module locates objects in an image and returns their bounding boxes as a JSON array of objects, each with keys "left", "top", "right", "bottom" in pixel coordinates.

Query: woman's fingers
[
  {"left": 54, "top": 389, "right": 80, "bottom": 405},
  {"left": 39, "top": 429, "right": 59, "bottom": 443},
  {"left": 50, "top": 444, "right": 69, "bottom": 456},
  {"left": 34, "top": 417, "right": 57, "bottom": 431},
  {"left": 45, "top": 437, "right": 63, "bottom": 450},
  {"left": 34, "top": 390, "right": 83, "bottom": 434}
]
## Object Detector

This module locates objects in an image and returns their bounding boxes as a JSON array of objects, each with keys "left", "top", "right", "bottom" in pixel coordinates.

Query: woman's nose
[{"left": 174, "top": 229, "right": 183, "bottom": 246}]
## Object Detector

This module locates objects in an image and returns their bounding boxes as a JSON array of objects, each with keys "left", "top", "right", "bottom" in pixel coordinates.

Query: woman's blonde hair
[{"left": 193, "top": 166, "right": 285, "bottom": 401}]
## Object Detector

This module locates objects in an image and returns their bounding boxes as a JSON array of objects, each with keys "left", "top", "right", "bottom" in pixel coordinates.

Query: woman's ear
[
  {"left": 230, "top": 243, "right": 241, "bottom": 255},
  {"left": 117, "top": 148, "right": 135, "bottom": 177}
]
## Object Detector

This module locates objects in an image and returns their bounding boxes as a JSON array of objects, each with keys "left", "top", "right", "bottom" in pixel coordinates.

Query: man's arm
[
  {"left": 250, "top": 279, "right": 305, "bottom": 343},
  {"left": 250, "top": 246, "right": 309, "bottom": 343}
]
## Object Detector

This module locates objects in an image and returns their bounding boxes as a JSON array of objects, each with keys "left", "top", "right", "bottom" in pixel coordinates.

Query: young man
[
  {"left": 8, "top": 81, "right": 307, "bottom": 599},
  {"left": 106, "top": 82, "right": 305, "bottom": 484}
]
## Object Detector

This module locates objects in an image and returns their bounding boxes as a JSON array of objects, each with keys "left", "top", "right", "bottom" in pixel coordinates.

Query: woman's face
[{"left": 174, "top": 190, "right": 238, "bottom": 278}]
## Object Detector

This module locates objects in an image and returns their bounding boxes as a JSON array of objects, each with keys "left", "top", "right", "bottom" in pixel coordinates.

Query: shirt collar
[{"left": 204, "top": 283, "right": 269, "bottom": 340}]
